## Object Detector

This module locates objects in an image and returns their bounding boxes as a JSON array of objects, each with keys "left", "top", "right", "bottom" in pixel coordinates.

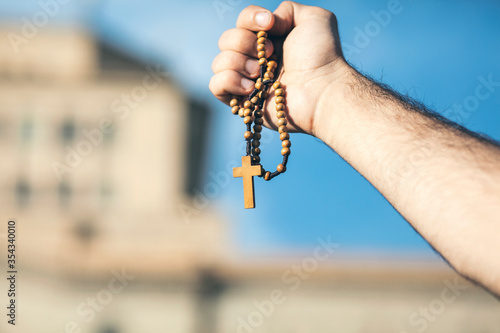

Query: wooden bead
[
  {"left": 244, "top": 131, "right": 253, "bottom": 139},
  {"left": 257, "top": 31, "right": 268, "bottom": 38},
  {"left": 253, "top": 125, "right": 262, "bottom": 132},
  {"left": 277, "top": 164, "right": 286, "bottom": 173},
  {"left": 263, "top": 72, "right": 274, "bottom": 80},
  {"left": 258, "top": 58, "right": 267, "bottom": 66},
  {"left": 251, "top": 96, "right": 259, "bottom": 104},
  {"left": 254, "top": 110, "right": 263, "bottom": 118},
  {"left": 238, "top": 108, "right": 244, "bottom": 117},
  {"left": 252, "top": 140, "right": 260, "bottom": 148},
  {"left": 264, "top": 171, "right": 271, "bottom": 181},
  {"left": 255, "top": 80, "right": 262, "bottom": 90},
  {"left": 254, "top": 118, "right": 264, "bottom": 125},
  {"left": 230, "top": 98, "right": 239, "bottom": 107},
  {"left": 254, "top": 132, "right": 261, "bottom": 140},
  {"left": 276, "top": 103, "right": 285, "bottom": 111},
  {"left": 268, "top": 60, "right": 277, "bottom": 69},
  {"left": 257, "top": 44, "right": 266, "bottom": 52},
  {"left": 258, "top": 91, "right": 267, "bottom": 99},
  {"left": 275, "top": 88, "right": 284, "bottom": 96},
  {"left": 258, "top": 51, "right": 266, "bottom": 59},
  {"left": 243, "top": 108, "right": 252, "bottom": 117},
  {"left": 275, "top": 96, "right": 284, "bottom": 104},
  {"left": 244, "top": 116, "right": 253, "bottom": 124},
  {"left": 281, "top": 147, "right": 290, "bottom": 156},
  {"left": 257, "top": 37, "right": 267, "bottom": 44},
  {"left": 252, "top": 147, "right": 261, "bottom": 155},
  {"left": 252, "top": 155, "right": 261, "bottom": 163},
  {"left": 231, "top": 106, "right": 239, "bottom": 115},
  {"left": 278, "top": 125, "right": 287, "bottom": 134},
  {"left": 276, "top": 111, "right": 286, "bottom": 119},
  {"left": 282, "top": 140, "right": 291, "bottom": 148},
  {"left": 273, "top": 81, "right": 281, "bottom": 89},
  {"left": 277, "top": 118, "right": 287, "bottom": 126},
  {"left": 243, "top": 101, "right": 252, "bottom": 108},
  {"left": 280, "top": 132, "right": 289, "bottom": 141}
]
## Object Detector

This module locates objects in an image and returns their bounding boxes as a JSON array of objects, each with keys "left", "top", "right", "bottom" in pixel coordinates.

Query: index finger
[{"left": 236, "top": 5, "right": 275, "bottom": 31}]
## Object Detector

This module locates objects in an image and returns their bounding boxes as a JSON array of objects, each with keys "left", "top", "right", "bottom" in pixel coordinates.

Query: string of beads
[{"left": 229, "top": 31, "right": 291, "bottom": 181}]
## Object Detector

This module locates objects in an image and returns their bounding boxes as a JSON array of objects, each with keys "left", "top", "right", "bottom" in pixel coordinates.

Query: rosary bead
[
  {"left": 230, "top": 98, "right": 239, "bottom": 107},
  {"left": 250, "top": 96, "right": 259, "bottom": 104},
  {"left": 252, "top": 147, "right": 261, "bottom": 155},
  {"left": 276, "top": 103, "right": 285, "bottom": 111},
  {"left": 264, "top": 71, "right": 274, "bottom": 80},
  {"left": 282, "top": 140, "right": 291, "bottom": 148},
  {"left": 258, "top": 91, "right": 267, "bottom": 99},
  {"left": 273, "top": 81, "right": 281, "bottom": 89},
  {"left": 253, "top": 125, "right": 262, "bottom": 132},
  {"left": 257, "top": 31, "right": 268, "bottom": 38},
  {"left": 231, "top": 106, "right": 239, "bottom": 114},
  {"left": 252, "top": 140, "right": 260, "bottom": 148},
  {"left": 257, "top": 44, "right": 266, "bottom": 52},
  {"left": 252, "top": 155, "right": 261, "bottom": 163},
  {"left": 244, "top": 116, "right": 253, "bottom": 124},
  {"left": 257, "top": 37, "right": 267, "bottom": 44},
  {"left": 243, "top": 101, "right": 252, "bottom": 108},
  {"left": 276, "top": 111, "right": 286, "bottom": 119},
  {"left": 258, "top": 58, "right": 267, "bottom": 66},
  {"left": 280, "top": 132, "right": 290, "bottom": 141},
  {"left": 281, "top": 147, "right": 290, "bottom": 156},
  {"left": 238, "top": 108, "right": 244, "bottom": 117},
  {"left": 268, "top": 60, "right": 278, "bottom": 69},
  {"left": 278, "top": 125, "right": 287, "bottom": 134},
  {"left": 275, "top": 88, "right": 284, "bottom": 96},
  {"left": 277, "top": 164, "right": 286, "bottom": 173},
  {"left": 243, "top": 108, "right": 252, "bottom": 117},
  {"left": 264, "top": 171, "right": 271, "bottom": 181},
  {"left": 253, "top": 132, "right": 261, "bottom": 140},
  {"left": 255, "top": 80, "right": 262, "bottom": 90},
  {"left": 258, "top": 51, "right": 266, "bottom": 59},
  {"left": 277, "top": 118, "right": 287, "bottom": 126},
  {"left": 254, "top": 118, "right": 264, "bottom": 125},
  {"left": 244, "top": 131, "right": 253, "bottom": 139},
  {"left": 275, "top": 96, "right": 284, "bottom": 104},
  {"left": 254, "top": 110, "right": 263, "bottom": 118}
]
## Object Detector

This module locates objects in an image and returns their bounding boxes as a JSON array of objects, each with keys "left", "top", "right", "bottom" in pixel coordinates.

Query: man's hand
[{"left": 210, "top": 1, "right": 346, "bottom": 134}]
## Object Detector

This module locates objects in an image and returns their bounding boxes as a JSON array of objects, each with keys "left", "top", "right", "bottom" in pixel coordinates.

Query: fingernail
[
  {"left": 245, "top": 59, "right": 259, "bottom": 75},
  {"left": 255, "top": 12, "right": 271, "bottom": 28},
  {"left": 241, "top": 78, "right": 254, "bottom": 90}
]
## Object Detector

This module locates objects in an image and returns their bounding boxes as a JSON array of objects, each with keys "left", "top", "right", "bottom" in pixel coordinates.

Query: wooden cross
[{"left": 233, "top": 156, "right": 263, "bottom": 209}]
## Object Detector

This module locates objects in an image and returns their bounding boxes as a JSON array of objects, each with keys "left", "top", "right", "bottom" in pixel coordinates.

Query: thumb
[{"left": 269, "top": 1, "right": 333, "bottom": 36}]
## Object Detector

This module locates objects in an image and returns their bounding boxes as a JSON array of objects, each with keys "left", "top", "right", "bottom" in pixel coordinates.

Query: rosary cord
[{"left": 229, "top": 30, "right": 291, "bottom": 182}]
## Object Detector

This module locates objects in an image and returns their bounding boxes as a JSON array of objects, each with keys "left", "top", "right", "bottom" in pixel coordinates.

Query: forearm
[{"left": 314, "top": 63, "right": 500, "bottom": 295}]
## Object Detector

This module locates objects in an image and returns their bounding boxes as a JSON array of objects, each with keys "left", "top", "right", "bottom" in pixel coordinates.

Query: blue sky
[{"left": 3, "top": 0, "right": 500, "bottom": 259}]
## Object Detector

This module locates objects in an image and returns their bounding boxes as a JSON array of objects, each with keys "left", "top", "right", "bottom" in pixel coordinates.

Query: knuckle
[
  {"left": 208, "top": 76, "right": 218, "bottom": 95},
  {"left": 211, "top": 54, "right": 221, "bottom": 73}
]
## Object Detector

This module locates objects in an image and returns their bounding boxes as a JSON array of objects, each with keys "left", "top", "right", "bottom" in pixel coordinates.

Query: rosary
[{"left": 231, "top": 31, "right": 291, "bottom": 209}]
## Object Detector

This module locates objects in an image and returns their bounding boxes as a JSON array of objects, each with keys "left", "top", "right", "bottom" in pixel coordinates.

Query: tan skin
[{"left": 210, "top": 2, "right": 500, "bottom": 296}]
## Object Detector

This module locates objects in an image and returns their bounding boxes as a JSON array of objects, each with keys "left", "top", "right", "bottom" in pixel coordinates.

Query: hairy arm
[{"left": 314, "top": 64, "right": 500, "bottom": 295}]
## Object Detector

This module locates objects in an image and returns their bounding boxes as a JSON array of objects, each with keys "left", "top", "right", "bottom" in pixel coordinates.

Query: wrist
[{"left": 311, "top": 60, "right": 356, "bottom": 148}]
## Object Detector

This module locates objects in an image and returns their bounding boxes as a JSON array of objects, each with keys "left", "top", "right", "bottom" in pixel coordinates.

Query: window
[
  {"left": 61, "top": 118, "right": 76, "bottom": 144},
  {"left": 15, "top": 179, "right": 30, "bottom": 207}
]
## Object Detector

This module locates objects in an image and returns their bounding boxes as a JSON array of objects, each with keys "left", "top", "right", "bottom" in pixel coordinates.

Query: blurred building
[{"left": 0, "top": 27, "right": 499, "bottom": 333}]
